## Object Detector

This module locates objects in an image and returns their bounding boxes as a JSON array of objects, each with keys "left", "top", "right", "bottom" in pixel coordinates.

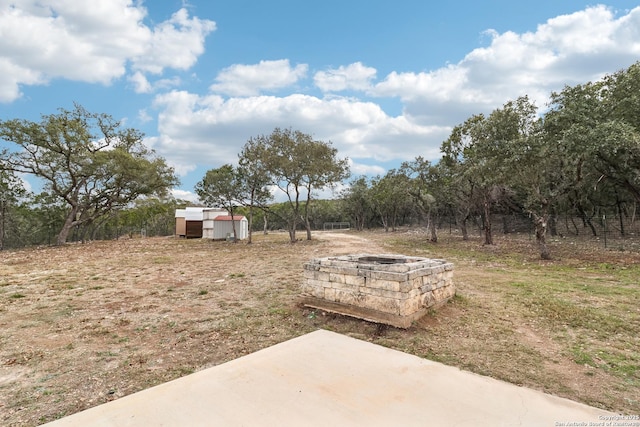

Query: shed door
[{"left": 186, "top": 221, "right": 203, "bottom": 238}]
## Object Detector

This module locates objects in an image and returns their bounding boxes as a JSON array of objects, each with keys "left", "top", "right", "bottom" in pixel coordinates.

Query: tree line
[
  {"left": 1, "top": 62, "right": 639, "bottom": 258},
  {"left": 341, "top": 61, "right": 640, "bottom": 259}
]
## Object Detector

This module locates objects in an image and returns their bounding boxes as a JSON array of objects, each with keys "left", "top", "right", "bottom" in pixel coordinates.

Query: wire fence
[
  {"left": 323, "top": 222, "right": 350, "bottom": 231},
  {"left": 434, "top": 213, "right": 640, "bottom": 252}
]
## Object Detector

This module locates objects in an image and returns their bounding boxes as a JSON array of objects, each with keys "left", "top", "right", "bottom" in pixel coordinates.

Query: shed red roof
[{"left": 214, "top": 215, "right": 246, "bottom": 221}]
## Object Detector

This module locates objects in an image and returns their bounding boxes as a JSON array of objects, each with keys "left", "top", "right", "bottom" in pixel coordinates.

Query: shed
[
  {"left": 202, "top": 208, "right": 228, "bottom": 239},
  {"left": 175, "top": 207, "right": 211, "bottom": 238},
  {"left": 212, "top": 215, "right": 248, "bottom": 240}
]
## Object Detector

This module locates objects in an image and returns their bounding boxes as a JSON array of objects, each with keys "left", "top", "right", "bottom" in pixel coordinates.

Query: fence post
[{"left": 603, "top": 214, "right": 607, "bottom": 249}]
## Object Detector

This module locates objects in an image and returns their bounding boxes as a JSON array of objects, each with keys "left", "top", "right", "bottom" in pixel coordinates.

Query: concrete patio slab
[{"left": 43, "top": 329, "right": 614, "bottom": 426}]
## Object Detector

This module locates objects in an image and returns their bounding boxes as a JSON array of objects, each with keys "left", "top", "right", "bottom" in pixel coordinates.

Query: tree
[
  {"left": 195, "top": 164, "right": 243, "bottom": 242},
  {"left": 370, "top": 169, "right": 412, "bottom": 232},
  {"left": 431, "top": 158, "right": 476, "bottom": 240},
  {"left": 238, "top": 136, "right": 274, "bottom": 243},
  {"left": 299, "top": 138, "right": 350, "bottom": 240},
  {"left": 114, "top": 197, "right": 181, "bottom": 238},
  {"left": 441, "top": 114, "right": 504, "bottom": 245},
  {"left": 260, "top": 128, "right": 306, "bottom": 242},
  {"left": 401, "top": 157, "right": 439, "bottom": 242},
  {"left": 260, "top": 128, "right": 349, "bottom": 243},
  {"left": 491, "top": 96, "right": 561, "bottom": 259},
  {"left": 0, "top": 104, "right": 178, "bottom": 245},
  {"left": 341, "top": 176, "right": 374, "bottom": 231},
  {"left": 540, "top": 67, "right": 637, "bottom": 239},
  {"left": 0, "top": 168, "right": 28, "bottom": 250},
  {"left": 591, "top": 63, "right": 640, "bottom": 203}
]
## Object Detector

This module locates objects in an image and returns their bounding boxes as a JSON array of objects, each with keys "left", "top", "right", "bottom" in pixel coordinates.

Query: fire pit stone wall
[{"left": 301, "top": 254, "right": 454, "bottom": 328}]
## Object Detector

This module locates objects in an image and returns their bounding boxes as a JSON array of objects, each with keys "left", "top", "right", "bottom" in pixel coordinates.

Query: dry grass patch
[{"left": 1, "top": 230, "right": 638, "bottom": 425}]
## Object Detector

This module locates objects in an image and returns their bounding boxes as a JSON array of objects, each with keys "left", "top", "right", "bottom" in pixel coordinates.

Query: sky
[{"left": 1, "top": 0, "right": 640, "bottom": 203}]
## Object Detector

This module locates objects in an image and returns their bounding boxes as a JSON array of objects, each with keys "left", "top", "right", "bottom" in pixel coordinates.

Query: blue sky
[{"left": 1, "top": 1, "right": 639, "bottom": 202}]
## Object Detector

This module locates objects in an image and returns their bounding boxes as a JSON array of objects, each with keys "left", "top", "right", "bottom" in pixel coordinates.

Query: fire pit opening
[
  {"left": 356, "top": 256, "right": 410, "bottom": 264},
  {"left": 301, "top": 253, "right": 455, "bottom": 328}
]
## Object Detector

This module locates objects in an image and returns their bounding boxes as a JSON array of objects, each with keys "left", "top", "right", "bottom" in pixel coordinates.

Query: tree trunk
[
  {"left": 302, "top": 186, "right": 313, "bottom": 240},
  {"left": 429, "top": 215, "right": 438, "bottom": 243},
  {"left": 0, "top": 199, "right": 6, "bottom": 250},
  {"left": 460, "top": 218, "right": 469, "bottom": 240},
  {"left": 288, "top": 192, "right": 301, "bottom": 243},
  {"left": 456, "top": 210, "right": 469, "bottom": 240},
  {"left": 549, "top": 207, "right": 558, "bottom": 236},
  {"left": 56, "top": 207, "right": 79, "bottom": 245},
  {"left": 228, "top": 206, "right": 238, "bottom": 243},
  {"left": 247, "top": 206, "right": 254, "bottom": 244},
  {"left": 533, "top": 214, "right": 551, "bottom": 260},
  {"left": 568, "top": 215, "right": 579, "bottom": 235},
  {"left": 56, "top": 220, "right": 74, "bottom": 245},
  {"left": 263, "top": 214, "right": 268, "bottom": 235},
  {"left": 616, "top": 193, "right": 625, "bottom": 236},
  {"left": 247, "top": 193, "right": 255, "bottom": 244},
  {"left": 305, "top": 218, "right": 312, "bottom": 240},
  {"left": 482, "top": 197, "right": 494, "bottom": 245},
  {"left": 576, "top": 203, "right": 597, "bottom": 236},
  {"left": 288, "top": 212, "right": 298, "bottom": 242}
]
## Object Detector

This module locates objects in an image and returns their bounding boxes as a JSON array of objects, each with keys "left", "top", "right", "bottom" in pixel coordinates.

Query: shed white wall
[
  {"left": 202, "top": 209, "right": 229, "bottom": 239},
  {"left": 203, "top": 209, "right": 227, "bottom": 220},
  {"left": 184, "top": 207, "right": 205, "bottom": 221},
  {"left": 202, "top": 221, "right": 215, "bottom": 239},
  {"left": 213, "top": 219, "right": 248, "bottom": 240}
]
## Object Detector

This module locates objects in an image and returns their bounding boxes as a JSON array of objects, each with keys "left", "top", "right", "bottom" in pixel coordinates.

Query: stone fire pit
[{"left": 301, "top": 254, "right": 455, "bottom": 328}]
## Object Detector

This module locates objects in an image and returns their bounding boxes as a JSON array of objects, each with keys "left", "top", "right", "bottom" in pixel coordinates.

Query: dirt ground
[{"left": 0, "top": 230, "right": 638, "bottom": 425}]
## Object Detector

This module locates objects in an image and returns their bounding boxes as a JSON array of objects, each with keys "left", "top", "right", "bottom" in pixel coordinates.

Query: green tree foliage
[
  {"left": 0, "top": 168, "right": 28, "bottom": 249},
  {"left": 370, "top": 169, "right": 412, "bottom": 232},
  {"left": 437, "top": 62, "right": 640, "bottom": 258},
  {"left": 253, "top": 128, "right": 349, "bottom": 242},
  {"left": 441, "top": 114, "right": 505, "bottom": 245},
  {"left": 487, "top": 96, "right": 560, "bottom": 259},
  {"left": 400, "top": 157, "right": 439, "bottom": 242},
  {"left": 553, "top": 64, "right": 640, "bottom": 205},
  {"left": 114, "top": 197, "right": 182, "bottom": 238},
  {"left": 238, "top": 136, "right": 274, "bottom": 243},
  {"left": 0, "top": 104, "right": 178, "bottom": 245},
  {"left": 340, "top": 176, "right": 374, "bottom": 231},
  {"left": 298, "top": 138, "right": 350, "bottom": 239}
]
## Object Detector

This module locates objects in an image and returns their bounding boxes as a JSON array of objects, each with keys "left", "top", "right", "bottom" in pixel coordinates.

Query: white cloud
[
  {"left": 0, "top": 58, "right": 44, "bottom": 102},
  {"left": 370, "top": 5, "right": 640, "bottom": 124},
  {"left": 171, "top": 188, "right": 199, "bottom": 203},
  {"left": 0, "top": 2, "right": 215, "bottom": 102},
  {"left": 314, "top": 62, "right": 377, "bottom": 92},
  {"left": 132, "top": 8, "right": 216, "bottom": 74},
  {"left": 149, "top": 4, "right": 640, "bottom": 193},
  {"left": 5, "top": 2, "right": 639, "bottom": 198},
  {"left": 209, "top": 59, "right": 308, "bottom": 96},
  {"left": 348, "top": 160, "right": 386, "bottom": 177},
  {"left": 138, "top": 108, "right": 153, "bottom": 123},
  {"left": 129, "top": 71, "right": 152, "bottom": 94},
  {"left": 149, "top": 90, "right": 448, "bottom": 179},
  {"left": 129, "top": 71, "right": 182, "bottom": 94}
]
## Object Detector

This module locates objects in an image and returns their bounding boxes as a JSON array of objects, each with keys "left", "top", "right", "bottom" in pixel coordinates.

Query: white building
[
  {"left": 212, "top": 215, "right": 248, "bottom": 240},
  {"left": 175, "top": 207, "right": 248, "bottom": 240}
]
